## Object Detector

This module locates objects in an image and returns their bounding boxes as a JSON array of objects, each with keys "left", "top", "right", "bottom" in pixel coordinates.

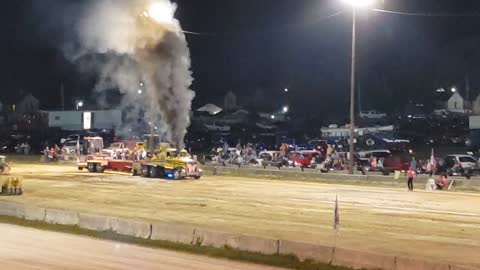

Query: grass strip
[{"left": 0, "top": 215, "right": 353, "bottom": 270}]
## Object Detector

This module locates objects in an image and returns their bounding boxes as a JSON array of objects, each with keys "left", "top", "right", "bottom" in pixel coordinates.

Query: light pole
[{"left": 343, "top": 0, "right": 373, "bottom": 174}]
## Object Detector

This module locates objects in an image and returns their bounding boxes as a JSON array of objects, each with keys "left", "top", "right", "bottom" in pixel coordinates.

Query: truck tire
[
  {"left": 96, "top": 166, "right": 105, "bottom": 173},
  {"left": 173, "top": 169, "right": 181, "bottom": 180},
  {"left": 149, "top": 166, "right": 158, "bottom": 178},
  {"left": 194, "top": 175, "right": 201, "bottom": 180},
  {"left": 87, "top": 163, "right": 97, "bottom": 173},
  {"left": 142, "top": 165, "right": 150, "bottom": 177}
]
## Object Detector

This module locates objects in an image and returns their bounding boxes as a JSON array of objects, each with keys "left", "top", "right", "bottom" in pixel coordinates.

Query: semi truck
[
  {"left": 80, "top": 142, "right": 202, "bottom": 179},
  {"left": 140, "top": 143, "right": 202, "bottom": 180}
]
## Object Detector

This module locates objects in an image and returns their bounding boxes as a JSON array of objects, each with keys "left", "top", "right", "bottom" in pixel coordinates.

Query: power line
[
  {"left": 372, "top": 8, "right": 480, "bottom": 17},
  {"left": 181, "top": 10, "right": 345, "bottom": 37}
]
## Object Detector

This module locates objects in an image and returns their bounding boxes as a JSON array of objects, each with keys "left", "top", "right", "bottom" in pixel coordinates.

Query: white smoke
[{"left": 72, "top": 0, "right": 195, "bottom": 148}]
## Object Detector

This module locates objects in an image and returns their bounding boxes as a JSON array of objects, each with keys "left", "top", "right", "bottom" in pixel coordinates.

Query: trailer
[{"left": 85, "top": 158, "right": 144, "bottom": 176}]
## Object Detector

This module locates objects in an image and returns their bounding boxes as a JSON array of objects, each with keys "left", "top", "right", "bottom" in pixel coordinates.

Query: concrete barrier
[
  {"left": 395, "top": 257, "right": 451, "bottom": 270},
  {"left": 78, "top": 213, "right": 116, "bottom": 231},
  {"left": 225, "top": 234, "right": 279, "bottom": 255},
  {"left": 151, "top": 222, "right": 195, "bottom": 244},
  {"left": 0, "top": 200, "right": 25, "bottom": 218},
  {"left": 278, "top": 240, "right": 333, "bottom": 264},
  {"left": 194, "top": 228, "right": 233, "bottom": 248},
  {"left": 45, "top": 209, "right": 79, "bottom": 225},
  {"left": 114, "top": 218, "right": 151, "bottom": 239},
  {"left": 331, "top": 248, "right": 395, "bottom": 270},
  {"left": 24, "top": 206, "right": 46, "bottom": 221},
  {"left": 195, "top": 229, "right": 278, "bottom": 254}
]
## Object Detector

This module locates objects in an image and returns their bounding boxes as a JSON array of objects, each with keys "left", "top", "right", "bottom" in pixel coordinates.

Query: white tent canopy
[{"left": 197, "top": 103, "right": 223, "bottom": 115}]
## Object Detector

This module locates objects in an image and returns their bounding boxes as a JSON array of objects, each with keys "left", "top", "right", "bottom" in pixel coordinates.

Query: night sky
[{"left": 1, "top": 0, "right": 480, "bottom": 119}]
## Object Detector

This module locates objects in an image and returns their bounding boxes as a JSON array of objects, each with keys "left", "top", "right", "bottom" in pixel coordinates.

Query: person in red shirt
[
  {"left": 407, "top": 167, "right": 416, "bottom": 191},
  {"left": 437, "top": 173, "right": 449, "bottom": 190}
]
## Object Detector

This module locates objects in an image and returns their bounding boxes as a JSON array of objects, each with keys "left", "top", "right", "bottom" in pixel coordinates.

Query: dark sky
[{"left": 1, "top": 0, "right": 480, "bottom": 118}]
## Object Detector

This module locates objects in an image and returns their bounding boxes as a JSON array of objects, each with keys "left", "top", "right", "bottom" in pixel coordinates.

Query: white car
[
  {"left": 357, "top": 150, "right": 391, "bottom": 159},
  {"left": 102, "top": 142, "right": 129, "bottom": 156},
  {"left": 445, "top": 154, "right": 477, "bottom": 169},
  {"left": 62, "top": 140, "right": 82, "bottom": 154}
]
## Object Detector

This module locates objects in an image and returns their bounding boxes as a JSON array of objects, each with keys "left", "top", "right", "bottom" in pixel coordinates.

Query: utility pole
[
  {"left": 348, "top": 8, "right": 357, "bottom": 175},
  {"left": 60, "top": 82, "right": 65, "bottom": 111},
  {"left": 465, "top": 73, "right": 470, "bottom": 101}
]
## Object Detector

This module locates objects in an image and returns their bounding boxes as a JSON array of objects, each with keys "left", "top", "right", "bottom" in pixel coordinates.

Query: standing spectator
[
  {"left": 326, "top": 144, "right": 333, "bottom": 157},
  {"left": 54, "top": 144, "right": 60, "bottom": 155},
  {"left": 49, "top": 147, "right": 56, "bottom": 161},
  {"left": 279, "top": 143, "right": 287, "bottom": 156},
  {"left": 377, "top": 158, "right": 384, "bottom": 170},
  {"left": 410, "top": 157, "right": 417, "bottom": 171},
  {"left": 43, "top": 146, "right": 49, "bottom": 161},
  {"left": 407, "top": 167, "right": 416, "bottom": 191},
  {"left": 370, "top": 156, "right": 377, "bottom": 170},
  {"left": 24, "top": 142, "right": 30, "bottom": 156}
]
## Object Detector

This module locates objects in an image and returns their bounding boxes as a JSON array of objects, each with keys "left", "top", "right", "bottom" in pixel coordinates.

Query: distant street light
[
  {"left": 76, "top": 101, "right": 84, "bottom": 110},
  {"left": 284, "top": 88, "right": 289, "bottom": 92},
  {"left": 270, "top": 115, "right": 275, "bottom": 120},
  {"left": 138, "top": 89, "right": 143, "bottom": 94},
  {"left": 140, "top": 82, "right": 143, "bottom": 87},
  {"left": 451, "top": 87, "right": 457, "bottom": 93},
  {"left": 436, "top": 88, "right": 445, "bottom": 93},
  {"left": 342, "top": 0, "right": 373, "bottom": 175},
  {"left": 282, "top": 106, "right": 289, "bottom": 113}
]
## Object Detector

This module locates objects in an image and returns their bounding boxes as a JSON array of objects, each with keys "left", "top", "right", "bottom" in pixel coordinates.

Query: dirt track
[
  {"left": 0, "top": 223, "right": 283, "bottom": 270},
  {"left": 4, "top": 163, "right": 480, "bottom": 269}
]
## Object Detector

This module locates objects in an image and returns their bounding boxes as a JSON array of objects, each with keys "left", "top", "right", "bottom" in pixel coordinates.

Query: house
[
  {"left": 17, "top": 94, "right": 40, "bottom": 114},
  {"left": 223, "top": 91, "right": 238, "bottom": 112},
  {"left": 447, "top": 92, "right": 465, "bottom": 113},
  {"left": 472, "top": 94, "right": 480, "bottom": 115},
  {"left": 5, "top": 93, "right": 45, "bottom": 131}
]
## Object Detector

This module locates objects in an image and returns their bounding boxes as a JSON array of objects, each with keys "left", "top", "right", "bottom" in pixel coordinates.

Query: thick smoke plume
[{"left": 73, "top": 0, "right": 194, "bottom": 148}]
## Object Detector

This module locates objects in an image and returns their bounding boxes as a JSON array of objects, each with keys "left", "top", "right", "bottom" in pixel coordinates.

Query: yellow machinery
[
  {"left": 0, "top": 156, "right": 23, "bottom": 195},
  {"left": 140, "top": 143, "right": 202, "bottom": 180}
]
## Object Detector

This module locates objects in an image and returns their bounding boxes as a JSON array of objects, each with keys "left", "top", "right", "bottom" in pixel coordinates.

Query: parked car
[
  {"left": 288, "top": 151, "right": 320, "bottom": 168},
  {"left": 62, "top": 139, "right": 82, "bottom": 155},
  {"left": 358, "top": 149, "right": 410, "bottom": 174},
  {"left": 436, "top": 154, "right": 480, "bottom": 177},
  {"left": 446, "top": 154, "right": 477, "bottom": 169},
  {"left": 259, "top": 151, "right": 287, "bottom": 169}
]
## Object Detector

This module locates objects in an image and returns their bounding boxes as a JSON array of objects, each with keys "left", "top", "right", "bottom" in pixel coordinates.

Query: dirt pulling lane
[{"left": 0, "top": 223, "right": 284, "bottom": 270}]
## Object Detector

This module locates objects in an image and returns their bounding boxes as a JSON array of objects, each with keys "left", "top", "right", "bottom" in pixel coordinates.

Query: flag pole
[{"left": 333, "top": 194, "right": 340, "bottom": 249}]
